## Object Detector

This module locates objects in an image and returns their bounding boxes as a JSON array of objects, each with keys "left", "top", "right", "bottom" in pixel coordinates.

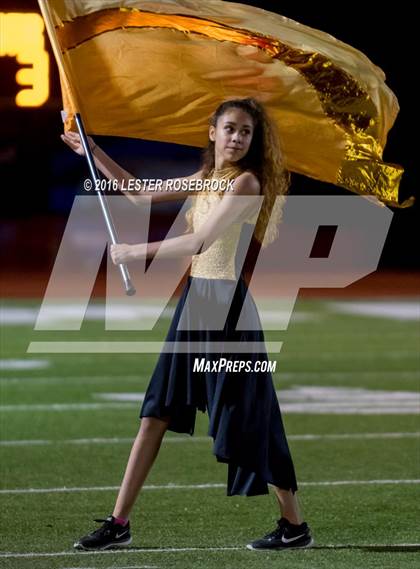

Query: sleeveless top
[{"left": 190, "top": 166, "right": 260, "bottom": 280}]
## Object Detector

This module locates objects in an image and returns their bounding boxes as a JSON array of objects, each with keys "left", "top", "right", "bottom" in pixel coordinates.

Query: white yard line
[
  {"left": 1, "top": 370, "right": 418, "bottom": 387},
  {"left": 282, "top": 351, "right": 417, "bottom": 361},
  {"left": 1, "top": 479, "right": 419, "bottom": 495},
  {"left": 288, "top": 432, "right": 420, "bottom": 440},
  {"left": 1, "top": 432, "right": 419, "bottom": 447},
  {"left": 1, "top": 544, "right": 420, "bottom": 559},
  {"left": 279, "top": 371, "right": 419, "bottom": 380},
  {"left": 0, "top": 375, "right": 149, "bottom": 385},
  {"left": 0, "top": 359, "right": 50, "bottom": 370},
  {"left": 0, "top": 483, "right": 224, "bottom": 495},
  {"left": 2, "top": 386, "right": 418, "bottom": 414},
  {"left": 0, "top": 403, "right": 139, "bottom": 411},
  {"left": 327, "top": 301, "right": 420, "bottom": 321}
]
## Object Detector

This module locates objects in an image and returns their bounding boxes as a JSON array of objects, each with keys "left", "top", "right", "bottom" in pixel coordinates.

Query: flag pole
[{"left": 37, "top": 0, "right": 136, "bottom": 296}]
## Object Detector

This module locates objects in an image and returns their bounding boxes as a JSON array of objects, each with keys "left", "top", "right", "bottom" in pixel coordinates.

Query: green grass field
[{"left": 1, "top": 297, "right": 419, "bottom": 569}]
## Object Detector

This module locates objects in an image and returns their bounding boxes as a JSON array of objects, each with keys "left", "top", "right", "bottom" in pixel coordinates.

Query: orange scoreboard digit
[{"left": 0, "top": 12, "right": 49, "bottom": 107}]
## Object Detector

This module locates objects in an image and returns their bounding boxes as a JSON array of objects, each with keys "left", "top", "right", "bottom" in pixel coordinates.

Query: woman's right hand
[{"left": 61, "top": 131, "right": 95, "bottom": 156}]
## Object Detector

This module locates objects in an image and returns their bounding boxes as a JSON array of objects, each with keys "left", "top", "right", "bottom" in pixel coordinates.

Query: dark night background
[{"left": 0, "top": 1, "right": 418, "bottom": 295}]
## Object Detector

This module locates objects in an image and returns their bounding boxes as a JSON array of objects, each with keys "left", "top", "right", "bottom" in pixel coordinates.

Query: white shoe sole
[{"left": 246, "top": 537, "right": 314, "bottom": 551}]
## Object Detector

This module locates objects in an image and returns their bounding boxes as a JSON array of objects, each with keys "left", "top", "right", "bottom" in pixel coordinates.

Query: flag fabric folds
[{"left": 40, "top": 0, "right": 411, "bottom": 207}]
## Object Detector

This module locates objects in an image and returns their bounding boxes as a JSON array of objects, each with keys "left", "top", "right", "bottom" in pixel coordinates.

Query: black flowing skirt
[{"left": 140, "top": 274, "right": 298, "bottom": 496}]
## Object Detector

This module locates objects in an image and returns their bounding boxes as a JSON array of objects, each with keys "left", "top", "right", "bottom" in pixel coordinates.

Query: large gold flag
[{"left": 39, "top": 0, "right": 412, "bottom": 207}]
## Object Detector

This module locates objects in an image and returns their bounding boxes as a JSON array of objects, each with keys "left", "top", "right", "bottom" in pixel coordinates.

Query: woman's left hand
[{"left": 110, "top": 243, "right": 139, "bottom": 264}]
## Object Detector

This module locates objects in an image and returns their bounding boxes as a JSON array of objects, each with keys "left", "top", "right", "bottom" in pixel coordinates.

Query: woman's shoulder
[{"left": 232, "top": 169, "right": 261, "bottom": 196}]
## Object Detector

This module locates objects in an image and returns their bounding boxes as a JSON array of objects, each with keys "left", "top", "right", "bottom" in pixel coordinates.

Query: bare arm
[
  {"left": 61, "top": 131, "right": 203, "bottom": 206},
  {"left": 110, "top": 172, "right": 262, "bottom": 264}
]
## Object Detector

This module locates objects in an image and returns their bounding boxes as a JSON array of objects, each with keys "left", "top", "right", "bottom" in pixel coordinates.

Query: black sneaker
[
  {"left": 247, "top": 517, "right": 314, "bottom": 550},
  {"left": 74, "top": 515, "right": 132, "bottom": 550}
]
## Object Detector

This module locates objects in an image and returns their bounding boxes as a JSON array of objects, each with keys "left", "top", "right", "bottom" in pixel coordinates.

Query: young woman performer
[{"left": 62, "top": 97, "right": 313, "bottom": 551}]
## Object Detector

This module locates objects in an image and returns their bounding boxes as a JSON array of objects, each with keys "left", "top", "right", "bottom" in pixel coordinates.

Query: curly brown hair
[{"left": 187, "top": 97, "right": 290, "bottom": 247}]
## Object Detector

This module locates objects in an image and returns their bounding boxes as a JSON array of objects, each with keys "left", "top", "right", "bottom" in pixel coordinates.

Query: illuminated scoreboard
[{"left": 0, "top": 12, "right": 49, "bottom": 107}]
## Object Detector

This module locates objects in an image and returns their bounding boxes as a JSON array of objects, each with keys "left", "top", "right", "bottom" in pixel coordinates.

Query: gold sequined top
[{"left": 190, "top": 166, "right": 259, "bottom": 280}]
